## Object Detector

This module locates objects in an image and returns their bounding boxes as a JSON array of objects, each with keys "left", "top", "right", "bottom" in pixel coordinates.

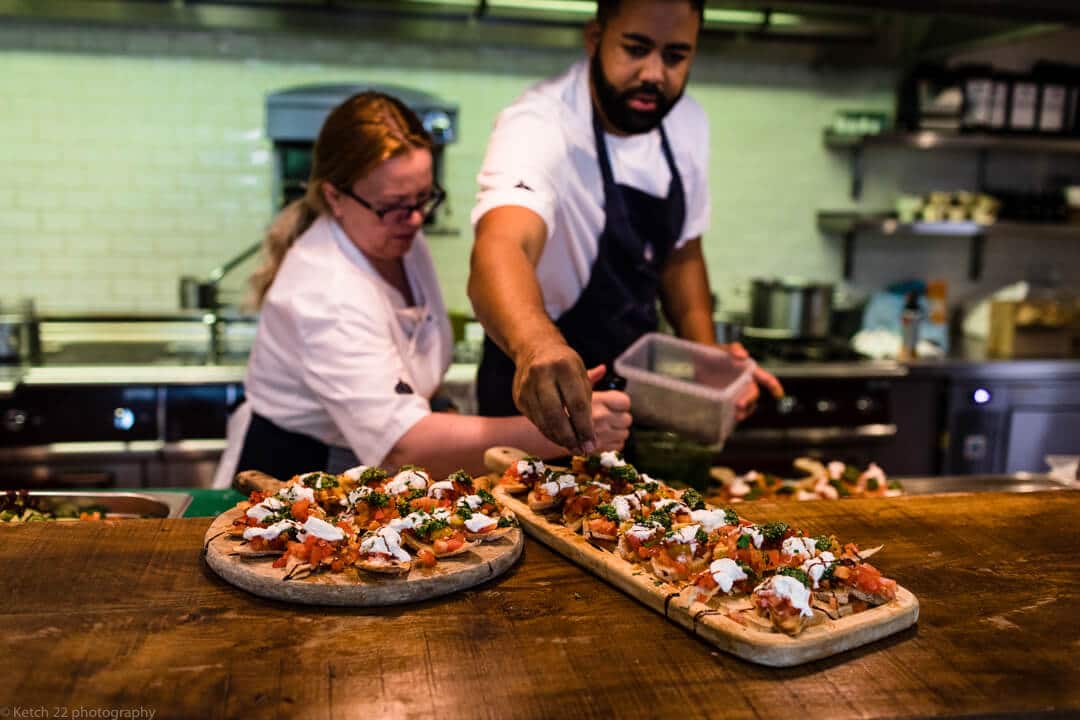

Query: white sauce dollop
[
  {"left": 427, "top": 480, "right": 455, "bottom": 498},
  {"left": 740, "top": 525, "right": 764, "bottom": 549},
  {"left": 464, "top": 514, "right": 498, "bottom": 533},
  {"left": 277, "top": 484, "right": 315, "bottom": 503},
  {"left": 800, "top": 551, "right": 836, "bottom": 589},
  {"left": 757, "top": 575, "right": 814, "bottom": 617},
  {"left": 360, "top": 527, "right": 411, "bottom": 563},
  {"left": 516, "top": 458, "right": 545, "bottom": 477},
  {"left": 611, "top": 494, "right": 641, "bottom": 521},
  {"left": 242, "top": 519, "right": 299, "bottom": 542},
  {"left": 709, "top": 558, "right": 748, "bottom": 593},
  {"left": 690, "top": 508, "right": 732, "bottom": 533},
  {"left": 599, "top": 451, "right": 626, "bottom": 468},
  {"left": 386, "top": 469, "right": 429, "bottom": 495},
  {"left": 297, "top": 516, "right": 345, "bottom": 543},
  {"left": 539, "top": 473, "right": 578, "bottom": 498}
]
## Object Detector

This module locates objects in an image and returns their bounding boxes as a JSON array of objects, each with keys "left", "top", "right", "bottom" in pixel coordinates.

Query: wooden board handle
[
  {"left": 484, "top": 446, "right": 529, "bottom": 475},
  {"left": 234, "top": 470, "right": 284, "bottom": 495}
]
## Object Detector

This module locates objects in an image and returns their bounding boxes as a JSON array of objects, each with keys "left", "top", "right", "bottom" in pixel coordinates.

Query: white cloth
[
  {"left": 214, "top": 215, "right": 452, "bottom": 487},
  {"left": 471, "top": 56, "right": 712, "bottom": 319}
]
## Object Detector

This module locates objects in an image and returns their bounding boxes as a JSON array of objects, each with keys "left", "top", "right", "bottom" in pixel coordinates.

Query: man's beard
[{"left": 590, "top": 52, "right": 683, "bottom": 134}]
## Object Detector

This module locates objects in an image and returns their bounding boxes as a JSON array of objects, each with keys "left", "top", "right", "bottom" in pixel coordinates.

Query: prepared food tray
[
  {"left": 204, "top": 466, "right": 523, "bottom": 606},
  {"left": 487, "top": 447, "right": 919, "bottom": 667}
]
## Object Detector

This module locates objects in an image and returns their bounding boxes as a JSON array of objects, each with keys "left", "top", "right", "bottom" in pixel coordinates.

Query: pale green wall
[{"left": 2, "top": 20, "right": 1077, "bottom": 318}]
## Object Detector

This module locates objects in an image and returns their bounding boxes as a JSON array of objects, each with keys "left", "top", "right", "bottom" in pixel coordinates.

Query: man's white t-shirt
[
  {"left": 239, "top": 215, "right": 452, "bottom": 469},
  {"left": 471, "top": 57, "right": 711, "bottom": 319}
]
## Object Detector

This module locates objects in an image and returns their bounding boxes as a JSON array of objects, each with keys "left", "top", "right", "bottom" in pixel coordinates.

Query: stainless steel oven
[
  {"left": 943, "top": 369, "right": 1080, "bottom": 474},
  {"left": 0, "top": 377, "right": 243, "bottom": 489}
]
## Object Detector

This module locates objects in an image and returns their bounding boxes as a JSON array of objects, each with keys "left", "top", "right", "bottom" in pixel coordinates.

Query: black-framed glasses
[{"left": 337, "top": 183, "right": 446, "bottom": 224}]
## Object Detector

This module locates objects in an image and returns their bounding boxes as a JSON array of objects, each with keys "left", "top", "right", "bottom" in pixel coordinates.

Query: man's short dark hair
[{"left": 596, "top": 0, "right": 706, "bottom": 26}]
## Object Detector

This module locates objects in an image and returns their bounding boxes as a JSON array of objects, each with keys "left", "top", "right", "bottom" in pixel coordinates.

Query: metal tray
[
  {"left": 896, "top": 474, "right": 1077, "bottom": 495},
  {"left": 13, "top": 491, "right": 191, "bottom": 519}
]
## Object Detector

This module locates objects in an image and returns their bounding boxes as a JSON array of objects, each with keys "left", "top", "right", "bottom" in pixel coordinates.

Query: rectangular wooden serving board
[{"left": 492, "top": 485, "right": 919, "bottom": 667}]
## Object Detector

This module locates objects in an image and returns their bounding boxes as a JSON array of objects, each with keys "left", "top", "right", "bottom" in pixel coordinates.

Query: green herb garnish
[
  {"left": 723, "top": 508, "right": 740, "bottom": 525},
  {"left": 777, "top": 567, "right": 811, "bottom": 587},
  {"left": 596, "top": 504, "right": 619, "bottom": 523},
  {"left": 681, "top": 488, "right": 705, "bottom": 511},
  {"left": 761, "top": 521, "right": 789, "bottom": 544},
  {"left": 359, "top": 467, "right": 388, "bottom": 486}
]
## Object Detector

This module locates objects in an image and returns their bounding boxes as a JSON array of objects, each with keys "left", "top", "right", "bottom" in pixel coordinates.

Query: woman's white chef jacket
[{"left": 213, "top": 215, "right": 452, "bottom": 487}]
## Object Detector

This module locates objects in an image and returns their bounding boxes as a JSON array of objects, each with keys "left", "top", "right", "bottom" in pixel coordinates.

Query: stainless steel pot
[
  {"left": 0, "top": 300, "right": 42, "bottom": 365},
  {"left": 749, "top": 278, "right": 834, "bottom": 339}
]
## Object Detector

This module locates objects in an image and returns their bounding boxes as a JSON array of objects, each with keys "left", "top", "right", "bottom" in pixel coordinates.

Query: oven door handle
[{"left": 730, "top": 424, "right": 898, "bottom": 444}]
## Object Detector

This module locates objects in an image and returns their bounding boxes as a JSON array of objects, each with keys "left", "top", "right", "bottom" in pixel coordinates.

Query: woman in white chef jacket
[{"left": 214, "top": 92, "right": 630, "bottom": 487}]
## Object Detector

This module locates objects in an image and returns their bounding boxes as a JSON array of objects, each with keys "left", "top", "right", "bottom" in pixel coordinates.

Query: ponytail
[{"left": 248, "top": 197, "right": 320, "bottom": 308}]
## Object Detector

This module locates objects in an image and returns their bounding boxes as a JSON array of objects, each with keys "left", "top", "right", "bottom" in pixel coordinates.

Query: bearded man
[{"left": 468, "top": 0, "right": 782, "bottom": 452}]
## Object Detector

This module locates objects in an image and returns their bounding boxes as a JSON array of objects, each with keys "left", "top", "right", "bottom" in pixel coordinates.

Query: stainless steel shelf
[
  {"left": 817, "top": 211, "right": 1080, "bottom": 239},
  {"left": 824, "top": 128, "right": 1080, "bottom": 201},
  {"left": 824, "top": 130, "right": 1080, "bottom": 154}
]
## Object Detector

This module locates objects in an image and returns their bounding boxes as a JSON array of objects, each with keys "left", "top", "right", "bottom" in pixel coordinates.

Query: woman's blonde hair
[{"left": 248, "top": 91, "right": 434, "bottom": 306}]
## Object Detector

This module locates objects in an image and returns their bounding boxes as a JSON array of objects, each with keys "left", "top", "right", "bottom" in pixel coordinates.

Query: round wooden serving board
[{"left": 203, "top": 508, "right": 524, "bottom": 606}]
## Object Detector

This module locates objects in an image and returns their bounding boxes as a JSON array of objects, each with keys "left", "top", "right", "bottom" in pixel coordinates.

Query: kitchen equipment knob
[
  {"left": 3, "top": 408, "right": 28, "bottom": 432},
  {"left": 777, "top": 396, "right": 797, "bottom": 415},
  {"left": 816, "top": 399, "right": 837, "bottom": 414},
  {"left": 856, "top": 396, "right": 876, "bottom": 413},
  {"left": 113, "top": 407, "right": 136, "bottom": 431}
]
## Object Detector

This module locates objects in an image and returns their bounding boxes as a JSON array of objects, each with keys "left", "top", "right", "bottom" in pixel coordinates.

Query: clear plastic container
[{"left": 614, "top": 333, "right": 755, "bottom": 447}]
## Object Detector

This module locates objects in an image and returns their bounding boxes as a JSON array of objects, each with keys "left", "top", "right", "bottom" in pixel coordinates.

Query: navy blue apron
[
  {"left": 477, "top": 110, "right": 686, "bottom": 416},
  {"left": 237, "top": 412, "right": 360, "bottom": 480}
]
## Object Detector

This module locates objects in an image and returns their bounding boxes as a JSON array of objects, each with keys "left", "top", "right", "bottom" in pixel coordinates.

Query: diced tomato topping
[
  {"left": 588, "top": 518, "right": 618, "bottom": 537},
  {"left": 410, "top": 497, "right": 439, "bottom": 513},
  {"left": 416, "top": 548, "right": 437, "bottom": 568},
  {"left": 291, "top": 499, "right": 311, "bottom": 522}
]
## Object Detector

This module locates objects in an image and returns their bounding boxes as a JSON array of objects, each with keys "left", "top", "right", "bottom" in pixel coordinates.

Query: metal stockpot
[
  {"left": 0, "top": 299, "right": 42, "bottom": 365},
  {"left": 749, "top": 279, "right": 834, "bottom": 339}
]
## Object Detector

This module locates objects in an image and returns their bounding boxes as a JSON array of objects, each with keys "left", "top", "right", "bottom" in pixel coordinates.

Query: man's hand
[
  {"left": 512, "top": 342, "right": 596, "bottom": 453},
  {"left": 721, "top": 342, "right": 784, "bottom": 421}
]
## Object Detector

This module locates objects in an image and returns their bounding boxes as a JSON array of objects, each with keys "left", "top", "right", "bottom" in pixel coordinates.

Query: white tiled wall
[{"left": 1, "top": 19, "right": 1078, "bottom": 319}]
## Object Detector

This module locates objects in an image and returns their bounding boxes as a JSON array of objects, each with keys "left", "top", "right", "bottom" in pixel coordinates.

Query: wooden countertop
[{"left": 1, "top": 492, "right": 1077, "bottom": 718}]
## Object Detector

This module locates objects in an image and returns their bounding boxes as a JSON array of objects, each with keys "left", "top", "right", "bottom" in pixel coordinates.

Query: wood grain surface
[
  {"left": 0, "top": 492, "right": 1077, "bottom": 719},
  {"left": 494, "top": 487, "right": 919, "bottom": 666},
  {"left": 203, "top": 508, "right": 523, "bottom": 606}
]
